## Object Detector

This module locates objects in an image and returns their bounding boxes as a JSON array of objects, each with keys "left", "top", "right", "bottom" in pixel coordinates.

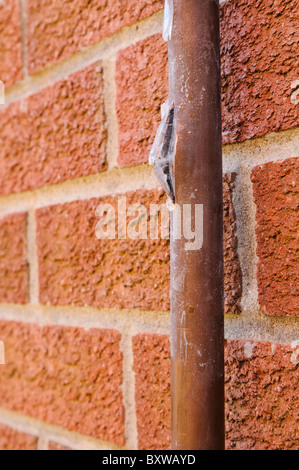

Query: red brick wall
[
  {"left": 0, "top": 424, "right": 37, "bottom": 450},
  {"left": 0, "top": 0, "right": 298, "bottom": 451},
  {"left": 0, "top": 0, "right": 23, "bottom": 88},
  {"left": 133, "top": 336, "right": 299, "bottom": 450},
  {"left": 251, "top": 158, "right": 299, "bottom": 317},
  {"left": 0, "top": 65, "right": 107, "bottom": 195}
]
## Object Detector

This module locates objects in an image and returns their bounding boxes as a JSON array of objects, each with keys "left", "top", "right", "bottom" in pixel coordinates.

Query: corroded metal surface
[{"left": 169, "top": 0, "right": 225, "bottom": 450}]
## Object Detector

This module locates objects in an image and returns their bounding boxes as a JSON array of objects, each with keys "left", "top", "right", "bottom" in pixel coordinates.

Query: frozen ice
[
  {"left": 163, "top": 0, "right": 174, "bottom": 42},
  {"left": 149, "top": 99, "right": 176, "bottom": 203}
]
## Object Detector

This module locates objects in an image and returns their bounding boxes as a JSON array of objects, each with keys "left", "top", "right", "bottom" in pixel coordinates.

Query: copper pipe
[{"left": 169, "top": 0, "right": 225, "bottom": 450}]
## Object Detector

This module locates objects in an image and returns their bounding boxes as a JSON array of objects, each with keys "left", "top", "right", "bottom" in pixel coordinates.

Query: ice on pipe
[
  {"left": 163, "top": 0, "right": 174, "bottom": 42},
  {"left": 149, "top": 99, "right": 176, "bottom": 203}
]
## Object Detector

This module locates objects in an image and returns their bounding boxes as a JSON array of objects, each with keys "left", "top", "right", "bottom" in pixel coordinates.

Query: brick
[
  {"left": 133, "top": 335, "right": 299, "bottom": 450},
  {"left": 221, "top": 0, "right": 299, "bottom": 144},
  {"left": 133, "top": 334, "right": 171, "bottom": 450},
  {"left": 26, "top": 0, "right": 164, "bottom": 74},
  {"left": 0, "top": 321, "right": 124, "bottom": 445},
  {"left": 36, "top": 179, "right": 242, "bottom": 313},
  {"left": 0, "top": 65, "right": 107, "bottom": 196},
  {"left": 37, "top": 189, "right": 170, "bottom": 311},
  {"left": 0, "top": 424, "right": 37, "bottom": 450},
  {"left": 223, "top": 173, "right": 242, "bottom": 315},
  {"left": 116, "top": 1, "right": 299, "bottom": 164},
  {"left": 116, "top": 34, "right": 168, "bottom": 167},
  {"left": 0, "top": 0, "right": 23, "bottom": 88},
  {"left": 225, "top": 340, "right": 299, "bottom": 450},
  {"left": 251, "top": 158, "right": 299, "bottom": 317},
  {"left": 0, "top": 213, "right": 28, "bottom": 304}
]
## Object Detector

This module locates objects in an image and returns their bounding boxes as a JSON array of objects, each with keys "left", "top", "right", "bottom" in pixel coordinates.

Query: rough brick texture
[
  {"left": 133, "top": 336, "right": 299, "bottom": 450},
  {"left": 0, "top": 213, "right": 28, "bottom": 304},
  {"left": 37, "top": 189, "right": 170, "bottom": 311},
  {"left": 26, "top": 0, "right": 164, "bottom": 74},
  {"left": 0, "top": 0, "right": 23, "bottom": 88},
  {"left": 0, "top": 321, "right": 124, "bottom": 445},
  {"left": 251, "top": 158, "right": 299, "bottom": 317},
  {"left": 116, "top": 34, "right": 168, "bottom": 167},
  {"left": 221, "top": 0, "right": 299, "bottom": 144},
  {"left": 37, "top": 182, "right": 241, "bottom": 313},
  {"left": 223, "top": 173, "right": 242, "bottom": 315},
  {"left": 133, "top": 334, "right": 171, "bottom": 450},
  {"left": 0, "top": 424, "right": 38, "bottom": 451},
  {"left": 0, "top": 65, "right": 107, "bottom": 196},
  {"left": 116, "top": 1, "right": 299, "bottom": 166},
  {"left": 225, "top": 340, "right": 299, "bottom": 450}
]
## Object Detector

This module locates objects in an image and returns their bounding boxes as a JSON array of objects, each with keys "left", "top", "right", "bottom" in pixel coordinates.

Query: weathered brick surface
[
  {"left": 221, "top": 0, "right": 299, "bottom": 144},
  {"left": 0, "top": 424, "right": 38, "bottom": 451},
  {"left": 223, "top": 173, "right": 242, "bottom": 315},
  {"left": 0, "top": 65, "right": 107, "bottom": 196},
  {"left": 0, "top": 321, "right": 125, "bottom": 445},
  {"left": 251, "top": 158, "right": 299, "bottom": 317},
  {"left": 133, "top": 336, "right": 299, "bottom": 450},
  {"left": 225, "top": 340, "right": 299, "bottom": 450},
  {"left": 37, "top": 181, "right": 241, "bottom": 313},
  {"left": 116, "top": 35, "right": 168, "bottom": 167},
  {"left": 116, "top": 1, "right": 299, "bottom": 165},
  {"left": 133, "top": 334, "right": 171, "bottom": 450},
  {"left": 37, "top": 189, "right": 170, "bottom": 311},
  {"left": 0, "top": 213, "right": 28, "bottom": 304},
  {"left": 0, "top": 0, "right": 23, "bottom": 88},
  {"left": 27, "top": 0, "right": 164, "bottom": 74}
]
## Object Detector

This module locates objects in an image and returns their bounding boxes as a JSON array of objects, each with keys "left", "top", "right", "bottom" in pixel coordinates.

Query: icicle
[
  {"left": 149, "top": 100, "right": 176, "bottom": 204},
  {"left": 166, "top": 198, "right": 176, "bottom": 212},
  {"left": 163, "top": 0, "right": 174, "bottom": 42}
]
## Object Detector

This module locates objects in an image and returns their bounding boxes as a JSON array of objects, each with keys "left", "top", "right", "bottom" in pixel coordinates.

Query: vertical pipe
[{"left": 169, "top": 0, "right": 224, "bottom": 450}]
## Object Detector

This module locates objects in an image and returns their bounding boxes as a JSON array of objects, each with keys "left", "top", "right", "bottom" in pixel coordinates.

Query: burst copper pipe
[{"left": 169, "top": 0, "right": 225, "bottom": 450}]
